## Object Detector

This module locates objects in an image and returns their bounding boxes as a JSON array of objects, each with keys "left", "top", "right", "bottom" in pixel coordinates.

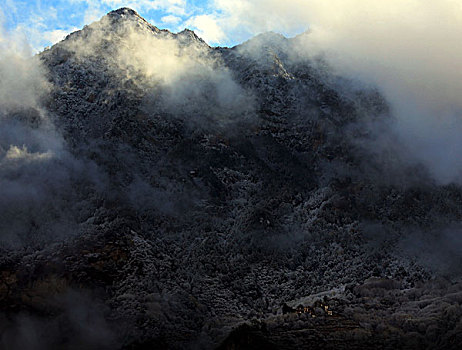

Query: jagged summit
[
  {"left": 254, "top": 31, "right": 288, "bottom": 41},
  {"left": 176, "top": 27, "right": 208, "bottom": 46},
  {"left": 107, "top": 7, "right": 141, "bottom": 18},
  {"left": 234, "top": 31, "right": 291, "bottom": 58},
  {"left": 47, "top": 7, "right": 157, "bottom": 48},
  {"left": 105, "top": 8, "right": 206, "bottom": 45},
  {"left": 103, "top": 7, "right": 163, "bottom": 34},
  {"left": 105, "top": 7, "right": 159, "bottom": 30},
  {"left": 47, "top": 7, "right": 208, "bottom": 51}
]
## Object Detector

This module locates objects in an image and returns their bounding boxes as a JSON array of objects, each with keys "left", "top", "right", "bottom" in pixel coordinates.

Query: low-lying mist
[
  {"left": 0, "top": 26, "right": 103, "bottom": 248},
  {"left": 294, "top": 0, "right": 462, "bottom": 185}
]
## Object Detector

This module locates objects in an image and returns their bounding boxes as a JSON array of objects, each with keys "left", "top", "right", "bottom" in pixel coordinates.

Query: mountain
[{"left": 1, "top": 8, "right": 461, "bottom": 349}]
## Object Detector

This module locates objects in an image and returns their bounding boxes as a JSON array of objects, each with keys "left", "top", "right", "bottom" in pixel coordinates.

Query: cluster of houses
[{"left": 282, "top": 300, "right": 333, "bottom": 317}]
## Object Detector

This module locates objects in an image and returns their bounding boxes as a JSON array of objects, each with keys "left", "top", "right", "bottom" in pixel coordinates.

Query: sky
[
  {"left": 0, "top": 0, "right": 308, "bottom": 51},
  {"left": 1, "top": 0, "right": 212, "bottom": 51}
]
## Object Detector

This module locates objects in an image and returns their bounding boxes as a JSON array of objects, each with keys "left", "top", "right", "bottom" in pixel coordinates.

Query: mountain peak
[
  {"left": 176, "top": 28, "right": 208, "bottom": 46},
  {"left": 102, "top": 7, "right": 162, "bottom": 35},
  {"left": 107, "top": 7, "right": 141, "bottom": 19}
]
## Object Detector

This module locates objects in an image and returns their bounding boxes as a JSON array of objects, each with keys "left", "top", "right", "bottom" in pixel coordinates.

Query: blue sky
[
  {"left": 1, "top": 0, "right": 220, "bottom": 50},
  {"left": 1, "top": 0, "right": 309, "bottom": 52}
]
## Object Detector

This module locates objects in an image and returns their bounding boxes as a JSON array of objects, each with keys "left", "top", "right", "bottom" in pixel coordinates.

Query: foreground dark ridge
[{"left": 1, "top": 7, "right": 461, "bottom": 350}]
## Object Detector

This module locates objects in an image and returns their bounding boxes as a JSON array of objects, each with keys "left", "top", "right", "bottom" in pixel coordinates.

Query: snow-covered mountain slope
[{"left": 1, "top": 8, "right": 461, "bottom": 349}]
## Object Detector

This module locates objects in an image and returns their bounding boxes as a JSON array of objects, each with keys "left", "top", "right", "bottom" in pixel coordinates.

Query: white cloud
[
  {"left": 43, "top": 28, "right": 79, "bottom": 45},
  {"left": 75, "top": 0, "right": 188, "bottom": 18},
  {"left": 0, "top": 27, "right": 49, "bottom": 110},
  {"left": 198, "top": 0, "right": 309, "bottom": 43},
  {"left": 4, "top": 146, "right": 53, "bottom": 162},
  {"left": 62, "top": 17, "right": 254, "bottom": 125},
  {"left": 202, "top": 0, "right": 462, "bottom": 107},
  {"left": 186, "top": 14, "right": 225, "bottom": 44},
  {"left": 2, "top": 0, "right": 18, "bottom": 17},
  {"left": 161, "top": 14, "right": 182, "bottom": 25},
  {"left": 83, "top": 4, "right": 106, "bottom": 24},
  {"left": 4, "top": 0, "right": 462, "bottom": 182},
  {"left": 195, "top": 0, "right": 462, "bottom": 183},
  {"left": 66, "top": 0, "right": 189, "bottom": 32}
]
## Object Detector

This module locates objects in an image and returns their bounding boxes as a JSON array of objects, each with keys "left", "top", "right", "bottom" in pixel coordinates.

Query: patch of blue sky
[
  {"left": 1, "top": 0, "right": 219, "bottom": 51},
  {"left": 1, "top": 0, "right": 309, "bottom": 52}
]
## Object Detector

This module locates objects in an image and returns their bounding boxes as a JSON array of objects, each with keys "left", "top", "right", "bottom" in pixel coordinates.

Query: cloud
[
  {"left": 0, "top": 26, "right": 49, "bottom": 112},
  {"left": 99, "top": 0, "right": 186, "bottom": 13},
  {"left": 117, "top": 29, "right": 254, "bottom": 124},
  {"left": 1, "top": 2, "right": 79, "bottom": 52},
  {"left": 185, "top": 14, "right": 225, "bottom": 44},
  {"left": 75, "top": 0, "right": 188, "bottom": 23},
  {"left": 59, "top": 14, "right": 255, "bottom": 128},
  {"left": 198, "top": 0, "right": 462, "bottom": 183},
  {"left": 42, "top": 28, "right": 79, "bottom": 45},
  {"left": 0, "top": 290, "right": 117, "bottom": 349},
  {"left": 4, "top": 145, "right": 53, "bottom": 162},
  {"left": 190, "top": 0, "right": 309, "bottom": 43},
  {"left": 2, "top": 1, "right": 192, "bottom": 53},
  {"left": 0, "top": 23, "right": 104, "bottom": 248},
  {"left": 161, "top": 14, "right": 182, "bottom": 25},
  {"left": 81, "top": 3, "right": 106, "bottom": 24},
  {"left": 399, "top": 225, "right": 462, "bottom": 276}
]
